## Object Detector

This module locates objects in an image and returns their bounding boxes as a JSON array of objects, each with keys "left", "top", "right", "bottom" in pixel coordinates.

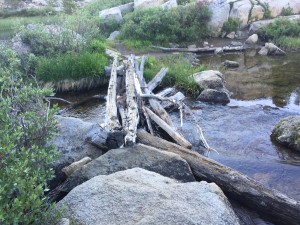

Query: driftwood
[
  {"left": 156, "top": 87, "right": 176, "bottom": 97},
  {"left": 137, "top": 129, "right": 300, "bottom": 225},
  {"left": 105, "top": 57, "right": 121, "bottom": 132},
  {"left": 124, "top": 56, "right": 139, "bottom": 146},
  {"left": 144, "top": 107, "right": 192, "bottom": 149},
  {"left": 62, "top": 157, "right": 92, "bottom": 177},
  {"left": 147, "top": 67, "right": 168, "bottom": 92},
  {"left": 151, "top": 45, "right": 245, "bottom": 53}
]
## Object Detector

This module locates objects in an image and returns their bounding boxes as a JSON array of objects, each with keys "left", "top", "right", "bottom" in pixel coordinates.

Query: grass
[
  {"left": 144, "top": 54, "right": 206, "bottom": 97},
  {"left": 260, "top": 18, "right": 300, "bottom": 49},
  {"left": 0, "top": 16, "right": 61, "bottom": 39}
]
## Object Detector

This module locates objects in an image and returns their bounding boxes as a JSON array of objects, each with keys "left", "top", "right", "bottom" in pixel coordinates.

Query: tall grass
[{"left": 144, "top": 55, "right": 206, "bottom": 97}]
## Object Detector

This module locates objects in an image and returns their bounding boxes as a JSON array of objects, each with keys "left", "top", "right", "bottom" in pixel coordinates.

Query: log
[
  {"left": 137, "top": 129, "right": 300, "bottom": 225},
  {"left": 105, "top": 57, "right": 121, "bottom": 132},
  {"left": 151, "top": 45, "right": 245, "bottom": 53},
  {"left": 124, "top": 56, "right": 139, "bottom": 146},
  {"left": 156, "top": 87, "right": 176, "bottom": 97},
  {"left": 62, "top": 157, "right": 92, "bottom": 177},
  {"left": 147, "top": 67, "right": 168, "bottom": 92},
  {"left": 161, "top": 92, "right": 185, "bottom": 109},
  {"left": 144, "top": 107, "right": 192, "bottom": 149}
]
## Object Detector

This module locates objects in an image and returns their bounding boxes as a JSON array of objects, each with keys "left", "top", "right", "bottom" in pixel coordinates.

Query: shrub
[
  {"left": 222, "top": 17, "right": 241, "bottom": 33},
  {"left": 263, "top": 3, "right": 272, "bottom": 19},
  {"left": 120, "top": 2, "right": 211, "bottom": 45},
  {"left": 281, "top": 6, "right": 293, "bottom": 16},
  {"left": 19, "top": 23, "right": 86, "bottom": 56},
  {"left": 144, "top": 55, "right": 206, "bottom": 97},
  {"left": 36, "top": 51, "right": 108, "bottom": 83},
  {"left": 0, "top": 7, "right": 57, "bottom": 18},
  {"left": 63, "top": 0, "right": 77, "bottom": 14},
  {"left": 0, "top": 45, "right": 60, "bottom": 225}
]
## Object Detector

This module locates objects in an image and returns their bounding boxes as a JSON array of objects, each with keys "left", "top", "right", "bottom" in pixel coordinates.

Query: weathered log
[
  {"left": 62, "top": 157, "right": 92, "bottom": 177},
  {"left": 161, "top": 92, "right": 185, "bottom": 109},
  {"left": 147, "top": 67, "right": 168, "bottom": 92},
  {"left": 151, "top": 45, "right": 245, "bottom": 53},
  {"left": 144, "top": 107, "right": 192, "bottom": 149},
  {"left": 124, "top": 56, "right": 139, "bottom": 146},
  {"left": 105, "top": 57, "right": 121, "bottom": 132},
  {"left": 156, "top": 87, "right": 176, "bottom": 97},
  {"left": 137, "top": 129, "right": 300, "bottom": 225}
]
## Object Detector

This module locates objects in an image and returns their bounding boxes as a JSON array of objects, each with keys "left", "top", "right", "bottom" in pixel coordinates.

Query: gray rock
[
  {"left": 107, "top": 31, "right": 120, "bottom": 41},
  {"left": 231, "top": 41, "right": 243, "bottom": 46},
  {"left": 50, "top": 116, "right": 104, "bottom": 186},
  {"left": 134, "top": 0, "right": 165, "bottom": 9},
  {"left": 260, "top": 0, "right": 300, "bottom": 18},
  {"left": 56, "top": 218, "right": 70, "bottom": 225},
  {"left": 197, "top": 89, "right": 230, "bottom": 104},
  {"left": 208, "top": 0, "right": 231, "bottom": 37},
  {"left": 161, "top": 0, "right": 178, "bottom": 10},
  {"left": 214, "top": 47, "right": 223, "bottom": 54},
  {"left": 271, "top": 116, "right": 300, "bottom": 153},
  {"left": 249, "top": 4, "right": 264, "bottom": 22},
  {"left": 245, "top": 34, "right": 258, "bottom": 45},
  {"left": 60, "top": 144, "right": 195, "bottom": 192},
  {"left": 229, "top": 0, "right": 252, "bottom": 27},
  {"left": 223, "top": 60, "right": 240, "bottom": 68},
  {"left": 259, "top": 43, "right": 286, "bottom": 56},
  {"left": 118, "top": 2, "right": 134, "bottom": 14},
  {"left": 99, "top": 7, "right": 123, "bottom": 23},
  {"left": 258, "top": 46, "right": 269, "bottom": 56},
  {"left": 58, "top": 168, "right": 240, "bottom": 225},
  {"left": 193, "top": 70, "right": 226, "bottom": 91},
  {"left": 226, "top": 31, "right": 235, "bottom": 39},
  {"left": 203, "top": 41, "right": 209, "bottom": 47}
]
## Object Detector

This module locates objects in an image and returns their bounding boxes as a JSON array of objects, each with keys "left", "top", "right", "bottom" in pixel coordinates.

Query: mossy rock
[{"left": 271, "top": 116, "right": 300, "bottom": 153}]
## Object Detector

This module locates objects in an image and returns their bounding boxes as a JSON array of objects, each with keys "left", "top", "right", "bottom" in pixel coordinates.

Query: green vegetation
[
  {"left": 260, "top": 19, "right": 300, "bottom": 49},
  {"left": 144, "top": 55, "right": 206, "bottom": 97},
  {"left": 263, "top": 3, "right": 272, "bottom": 19},
  {"left": 120, "top": 3, "right": 211, "bottom": 46},
  {"left": 36, "top": 51, "right": 108, "bottom": 83},
  {"left": 222, "top": 17, "right": 241, "bottom": 33},
  {"left": 0, "top": 7, "right": 57, "bottom": 18},
  {"left": 0, "top": 46, "right": 60, "bottom": 224},
  {"left": 281, "top": 6, "right": 293, "bottom": 16}
]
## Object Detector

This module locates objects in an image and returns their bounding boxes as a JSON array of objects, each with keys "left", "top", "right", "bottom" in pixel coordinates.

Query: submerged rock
[
  {"left": 223, "top": 60, "right": 240, "bottom": 68},
  {"left": 272, "top": 116, "right": 300, "bottom": 153},
  {"left": 197, "top": 89, "right": 230, "bottom": 104},
  {"left": 60, "top": 144, "right": 195, "bottom": 192},
  {"left": 58, "top": 168, "right": 240, "bottom": 225}
]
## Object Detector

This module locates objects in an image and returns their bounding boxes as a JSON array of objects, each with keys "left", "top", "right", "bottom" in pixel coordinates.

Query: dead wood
[
  {"left": 151, "top": 45, "right": 245, "bottom": 53},
  {"left": 147, "top": 67, "right": 168, "bottom": 92}
]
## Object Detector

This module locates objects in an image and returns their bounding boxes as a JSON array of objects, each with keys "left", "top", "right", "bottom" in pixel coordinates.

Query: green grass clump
[
  {"left": 36, "top": 51, "right": 108, "bottom": 83},
  {"left": 144, "top": 55, "right": 206, "bottom": 97},
  {"left": 0, "top": 7, "right": 57, "bottom": 18},
  {"left": 120, "top": 2, "right": 211, "bottom": 46},
  {"left": 260, "top": 18, "right": 300, "bottom": 49},
  {"left": 222, "top": 17, "right": 241, "bottom": 33}
]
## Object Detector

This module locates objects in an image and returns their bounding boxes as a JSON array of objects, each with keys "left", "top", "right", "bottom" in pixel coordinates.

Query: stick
[{"left": 147, "top": 68, "right": 168, "bottom": 92}]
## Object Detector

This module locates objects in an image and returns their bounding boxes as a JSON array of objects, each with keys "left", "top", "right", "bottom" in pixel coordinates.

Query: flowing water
[{"left": 56, "top": 51, "right": 300, "bottom": 225}]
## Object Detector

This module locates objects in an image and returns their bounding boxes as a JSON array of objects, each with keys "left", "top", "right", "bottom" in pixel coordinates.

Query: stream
[{"left": 56, "top": 50, "right": 300, "bottom": 225}]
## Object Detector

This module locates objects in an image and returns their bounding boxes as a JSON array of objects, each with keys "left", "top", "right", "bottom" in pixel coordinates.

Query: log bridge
[{"left": 104, "top": 55, "right": 300, "bottom": 225}]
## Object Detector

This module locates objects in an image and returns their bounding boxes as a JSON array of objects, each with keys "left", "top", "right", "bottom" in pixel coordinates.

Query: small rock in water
[
  {"left": 245, "top": 34, "right": 258, "bottom": 45},
  {"left": 215, "top": 47, "right": 223, "bottom": 54},
  {"left": 197, "top": 89, "right": 230, "bottom": 104},
  {"left": 203, "top": 41, "right": 209, "bottom": 47}
]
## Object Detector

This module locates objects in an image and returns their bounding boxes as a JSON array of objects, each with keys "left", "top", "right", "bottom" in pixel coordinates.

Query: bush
[
  {"left": 0, "top": 46, "right": 60, "bottom": 225},
  {"left": 19, "top": 23, "right": 86, "bottom": 56},
  {"left": 120, "top": 2, "right": 211, "bottom": 45},
  {"left": 281, "top": 6, "right": 293, "bottom": 16},
  {"left": 260, "top": 19, "right": 300, "bottom": 48},
  {"left": 0, "top": 7, "right": 57, "bottom": 18},
  {"left": 222, "top": 17, "right": 241, "bottom": 33},
  {"left": 36, "top": 51, "right": 108, "bottom": 83},
  {"left": 144, "top": 55, "right": 206, "bottom": 97}
]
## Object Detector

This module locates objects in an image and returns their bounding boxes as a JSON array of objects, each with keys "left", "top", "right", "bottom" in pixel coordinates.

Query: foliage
[
  {"left": 120, "top": 2, "right": 211, "bottom": 45},
  {"left": 260, "top": 19, "right": 300, "bottom": 48},
  {"left": 144, "top": 55, "right": 206, "bottom": 97},
  {"left": 0, "top": 45, "right": 60, "bottom": 225},
  {"left": 0, "top": 7, "right": 57, "bottom": 18},
  {"left": 19, "top": 23, "right": 86, "bottom": 56},
  {"left": 281, "top": 6, "right": 293, "bottom": 16},
  {"left": 63, "top": 0, "right": 77, "bottom": 14},
  {"left": 123, "top": 39, "right": 152, "bottom": 53},
  {"left": 222, "top": 17, "right": 241, "bottom": 33},
  {"left": 263, "top": 3, "right": 272, "bottom": 19},
  {"left": 35, "top": 51, "right": 108, "bottom": 83}
]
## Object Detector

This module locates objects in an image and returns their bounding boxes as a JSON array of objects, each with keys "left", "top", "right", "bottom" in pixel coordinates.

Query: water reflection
[{"left": 198, "top": 51, "right": 300, "bottom": 109}]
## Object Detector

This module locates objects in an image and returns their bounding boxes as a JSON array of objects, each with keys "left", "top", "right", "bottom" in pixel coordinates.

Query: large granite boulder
[
  {"left": 194, "top": 70, "right": 230, "bottom": 104},
  {"left": 99, "top": 7, "right": 123, "bottom": 23},
  {"left": 208, "top": 0, "right": 231, "bottom": 37},
  {"left": 229, "top": 0, "right": 252, "bottom": 27},
  {"left": 58, "top": 168, "right": 240, "bottom": 225},
  {"left": 134, "top": 0, "right": 165, "bottom": 9},
  {"left": 249, "top": 4, "right": 265, "bottom": 22},
  {"left": 60, "top": 144, "right": 195, "bottom": 192},
  {"left": 271, "top": 116, "right": 300, "bottom": 153},
  {"left": 49, "top": 116, "right": 106, "bottom": 186}
]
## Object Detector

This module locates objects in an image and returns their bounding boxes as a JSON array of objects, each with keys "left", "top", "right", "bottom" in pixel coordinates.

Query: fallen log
[
  {"left": 156, "top": 87, "right": 176, "bottom": 97},
  {"left": 144, "top": 107, "right": 192, "bottom": 149},
  {"left": 124, "top": 56, "right": 139, "bottom": 146},
  {"left": 151, "top": 45, "right": 245, "bottom": 53},
  {"left": 137, "top": 129, "right": 300, "bottom": 225},
  {"left": 147, "top": 67, "right": 168, "bottom": 92}
]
